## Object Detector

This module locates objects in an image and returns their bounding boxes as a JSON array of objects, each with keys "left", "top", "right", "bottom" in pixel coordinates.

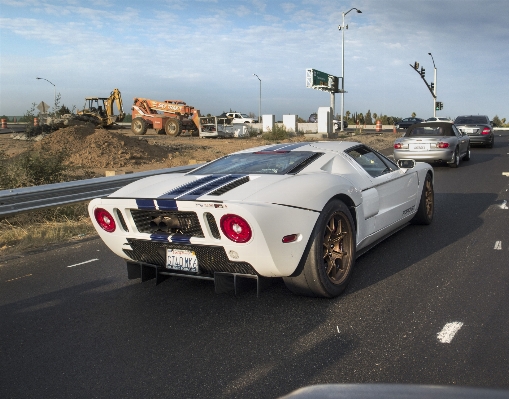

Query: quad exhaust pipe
[{"left": 149, "top": 216, "right": 181, "bottom": 232}]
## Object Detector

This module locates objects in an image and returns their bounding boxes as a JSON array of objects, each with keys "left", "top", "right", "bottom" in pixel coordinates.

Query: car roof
[{"left": 234, "top": 141, "right": 361, "bottom": 155}]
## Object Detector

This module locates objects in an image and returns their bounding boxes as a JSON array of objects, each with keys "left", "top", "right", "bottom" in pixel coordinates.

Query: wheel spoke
[{"left": 322, "top": 213, "right": 352, "bottom": 282}]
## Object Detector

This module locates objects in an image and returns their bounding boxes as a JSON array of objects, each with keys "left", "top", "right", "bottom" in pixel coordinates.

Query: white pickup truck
[{"left": 225, "top": 112, "right": 257, "bottom": 124}]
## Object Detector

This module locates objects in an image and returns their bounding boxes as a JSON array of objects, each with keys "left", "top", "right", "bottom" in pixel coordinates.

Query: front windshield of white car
[{"left": 190, "top": 151, "right": 320, "bottom": 175}]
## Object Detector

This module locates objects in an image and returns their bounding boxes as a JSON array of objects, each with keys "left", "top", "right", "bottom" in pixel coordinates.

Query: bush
[
  {"left": 247, "top": 125, "right": 261, "bottom": 137},
  {"left": 0, "top": 148, "right": 95, "bottom": 189},
  {"left": 262, "top": 124, "right": 289, "bottom": 141}
]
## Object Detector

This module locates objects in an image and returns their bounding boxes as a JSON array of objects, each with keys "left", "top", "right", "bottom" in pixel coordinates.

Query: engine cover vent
[{"left": 208, "top": 176, "right": 250, "bottom": 196}]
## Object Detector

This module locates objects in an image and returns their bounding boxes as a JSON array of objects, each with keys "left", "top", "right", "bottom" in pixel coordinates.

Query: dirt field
[{"left": 0, "top": 124, "right": 398, "bottom": 177}]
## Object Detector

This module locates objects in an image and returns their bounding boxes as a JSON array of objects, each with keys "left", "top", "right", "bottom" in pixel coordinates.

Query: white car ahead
[{"left": 89, "top": 141, "right": 434, "bottom": 298}]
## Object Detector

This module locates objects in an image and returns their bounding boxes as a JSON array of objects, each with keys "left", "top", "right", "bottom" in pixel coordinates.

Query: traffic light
[
  {"left": 435, "top": 101, "right": 443, "bottom": 110},
  {"left": 430, "top": 82, "right": 434, "bottom": 92},
  {"left": 413, "top": 61, "right": 420, "bottom": 70},
  {"left": 420, "top": 67, "right": 425, "bottom": 78},
  {"left": 439, "top": 102, "right": 443, "bottom": 110}
]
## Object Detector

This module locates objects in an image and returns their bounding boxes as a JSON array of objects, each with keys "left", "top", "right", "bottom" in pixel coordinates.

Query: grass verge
[{"left": 0, "top": 203, "right": 96, "bottom": 256}]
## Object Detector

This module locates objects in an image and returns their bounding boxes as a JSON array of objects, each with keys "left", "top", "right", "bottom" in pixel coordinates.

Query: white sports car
[{"left": 89, "top": 141, "right": 434, "bottom": 298}]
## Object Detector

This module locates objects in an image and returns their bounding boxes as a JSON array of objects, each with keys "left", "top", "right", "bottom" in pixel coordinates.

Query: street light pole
[
  {"left": 339, "top": 8, "right": 362, "bottom": 132},
  {"left": 428, "top": 53, "right": 437, "bottom": 117},
  {"left": 36, "top": 77, "right": 56, "bottom": 110},
  {"left": 253, "top": 74, "right": 261, "bottom": 123}
]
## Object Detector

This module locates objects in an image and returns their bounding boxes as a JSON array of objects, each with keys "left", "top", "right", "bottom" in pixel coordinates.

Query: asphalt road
[{"left": 1, "top": 132, "right": 508, "bottom": 399}]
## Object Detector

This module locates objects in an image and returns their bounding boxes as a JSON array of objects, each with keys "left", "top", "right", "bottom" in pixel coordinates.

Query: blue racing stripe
[
  {"left": 170, "top": 235, "right": 192, "bottom": 244},
  {"left": 136, "top": 199, "right": 156, "bottom": 210},
  {"left": 150, "top": 233, "right": 170, "bottom": 242},
  {"left": 156, "top": 199, "right": 178, "bottom": 210}
]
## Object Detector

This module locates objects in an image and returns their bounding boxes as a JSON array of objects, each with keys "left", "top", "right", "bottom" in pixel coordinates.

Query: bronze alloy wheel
[
  {"left": 424, "top": 178, "right": 434, "bottom": 219},
  {"left": 322, "top": 211, "right": 353, "bottom": 285},
  {"left": 283, "top": 199, "right": 356, "bottom": 297}
]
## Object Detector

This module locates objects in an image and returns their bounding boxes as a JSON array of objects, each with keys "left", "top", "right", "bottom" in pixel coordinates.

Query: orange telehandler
[{"left": 131, "top": 98, "right": 200, "bottom": 136}]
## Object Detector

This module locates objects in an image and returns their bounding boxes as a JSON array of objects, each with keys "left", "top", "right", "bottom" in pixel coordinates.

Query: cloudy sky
[{"left": 1, "top": 0, "right": 508, "bottom": 121}]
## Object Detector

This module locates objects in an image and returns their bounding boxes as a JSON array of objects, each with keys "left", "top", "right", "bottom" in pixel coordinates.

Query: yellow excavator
[{"left": 77, "top": 88, "right": 125, "bottom": 127}]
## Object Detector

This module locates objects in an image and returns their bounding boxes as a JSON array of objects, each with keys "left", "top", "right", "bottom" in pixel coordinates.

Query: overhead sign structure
[{"left": 306, "top": 69, "right": 342, "bottom": 93}]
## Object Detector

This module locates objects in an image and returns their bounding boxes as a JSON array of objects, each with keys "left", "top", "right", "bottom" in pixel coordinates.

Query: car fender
[{"left": 244, "top": 173, "right": 362, "bottom": 212}]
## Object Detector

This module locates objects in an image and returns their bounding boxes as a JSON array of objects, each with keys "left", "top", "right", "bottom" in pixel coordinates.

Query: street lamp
[
  {"left": 253, "top": 74, "right": 261, "bottom": 123},
  {"left": 428, "top": 52, "right": 437, "bottom": 117},
  {"left": 338, "top": 7, "right": 362, "bottom": 132},
  {"left": 36, "top": 77, "right": 56, "bottom": 110}
]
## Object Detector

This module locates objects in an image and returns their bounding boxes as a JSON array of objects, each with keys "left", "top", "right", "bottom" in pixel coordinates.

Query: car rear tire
[
  {"left": 411, "top": 173, "right": 434, "bottom": 225},
  {"left": 463, "top": 145, "right": 471, "bottom": 161},
  {"left": 165, "top": 118, "right": 182, "bottom": 136},
  {"left": 486, "top": 138, "right": 494, "bottom": 148},
  {"left": 131, "top": 117, "right": 148, "bottom": 135},
  {"left": 449, "top": 148, "right": 460, "bottom": 168},
  {"left": 283, "top": 199, "right": 356, "bottom": 298}
]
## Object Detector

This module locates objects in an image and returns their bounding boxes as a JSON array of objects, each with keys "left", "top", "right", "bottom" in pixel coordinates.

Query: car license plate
[
  {"left": 409, "top": 143, "right": 429, "bottom": 151},
  {"left": 465, "top": 128, "right": 474, "bottom": 133},
  {"left": 166, "top": 248, "right": 198, "bottom": 273}
]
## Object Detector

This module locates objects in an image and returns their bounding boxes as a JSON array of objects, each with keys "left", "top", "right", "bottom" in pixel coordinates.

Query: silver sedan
[{"left": 393, "top": 122, "right": 470, "bottom": 168}]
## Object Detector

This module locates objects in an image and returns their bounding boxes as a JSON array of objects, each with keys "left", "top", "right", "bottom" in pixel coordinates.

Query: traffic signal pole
[
  {"left": 410, "top": 54, "right": 439, "bottom": 117},
  {"left": 429, "top": 52, "right": 437, "bottom": 118}
]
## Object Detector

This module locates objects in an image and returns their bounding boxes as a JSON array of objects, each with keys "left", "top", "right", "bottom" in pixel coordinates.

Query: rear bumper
[
  {"left": 393, "top": 149, "right": 454, "bottom": 162},
  {"left": 468, "top": 135, "right": 492, "bottom": 145}
]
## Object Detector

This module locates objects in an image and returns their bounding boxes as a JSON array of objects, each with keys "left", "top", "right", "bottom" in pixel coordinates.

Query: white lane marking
[
  {"left": 500, "top": 200, "right": 508, "bottom": 209},
  {"left": 437, "top": 322, "right": 464, "bottom": 343},
  {"left": 494, "top": 241, "right": 502, "bottom": 250},
  {"left": 67, "top": 258, "right": 99, "bottom": 268},
  {"left": 503, "top": 172, "right": 509, "bottom": 177},
  {"left": 6, "top": 273, "right": 33, "bottom": 282}
]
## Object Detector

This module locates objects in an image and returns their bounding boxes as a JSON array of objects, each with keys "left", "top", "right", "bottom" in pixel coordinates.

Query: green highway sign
[
  {"left": 312, "top": 69, "right": 329, "bottom": 87},
  {"left": 306, "top": 68, "right": 341, "bottom": 93}
]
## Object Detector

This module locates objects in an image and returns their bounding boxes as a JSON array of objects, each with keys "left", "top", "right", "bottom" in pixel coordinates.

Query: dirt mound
[{"left": 35, "top": 124, "right": 170, "bottom": 169}]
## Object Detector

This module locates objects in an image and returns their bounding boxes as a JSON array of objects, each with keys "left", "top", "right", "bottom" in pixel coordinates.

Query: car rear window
[
  {"left": 406, "top": 126, "right": 453, "bottom": 137},
  {"left": 190, "top": 151, "right": 321, "bottom": 175},
  {"left": 454, "top": 116, "right": 488, "bottom": 124}
]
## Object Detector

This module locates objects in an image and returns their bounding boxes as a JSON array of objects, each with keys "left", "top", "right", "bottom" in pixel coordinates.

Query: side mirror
[{"left": 398, "top": 159, "right": 416, "bottom": 169}]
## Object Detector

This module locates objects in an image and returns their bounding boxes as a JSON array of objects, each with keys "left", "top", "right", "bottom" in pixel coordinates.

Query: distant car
[
  {"left": 223, "top": 112, "right": 256, "bottom": 124},
  {"left": 89, "top": 141, "right": 434, "bottom": 298},
  {"left": 393, "top": 122, "right": 470, "bottom": 168},
  {"left": 454, "top": 115, "right": 494, "bottom": 148},
  {"left": 308, "top": 113, "right": 317, "bottom": 123},
  {"left": 396, "top": 117, "right": 424, "bottom": 130},
  {"left": 426, "top": 117, "right": 454, "bottom": 123},
  {"left": 333, "top": 119, "right": 349, "bottom": 130}
]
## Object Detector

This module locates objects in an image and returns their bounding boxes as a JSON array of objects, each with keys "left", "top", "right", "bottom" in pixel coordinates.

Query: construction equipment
[
  {"left": 131, "top": 98, "right": 200, "bottom": 136},
  {"left": 77, "top": 88, "right": 125, "bottom": 127},
  {"left": 199, "top": 116, "right": 250, "bottom": 138}
]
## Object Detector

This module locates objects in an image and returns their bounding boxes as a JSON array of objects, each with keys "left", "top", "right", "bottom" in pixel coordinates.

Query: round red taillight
[
  {"left": 481, "top": 127, "right": 491, "bottom": 135},
  {"left": 394, "top": 143, "right": 402, "bottom": 149},
  {"left": 437, "top": 142, "right": 450, "bottom": 148},
  {"left": 220, "top": 214, "right": 252, "bottom": 243},
  {"left": 94, "top": 208, "right": 116, "bottom": 233}
]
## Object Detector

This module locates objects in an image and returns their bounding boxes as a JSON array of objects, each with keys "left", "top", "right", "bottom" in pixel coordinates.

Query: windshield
[
  {"left": 454, "top": 116, "right": 488, "bottom": 124},
  {"left": 406, "top": 126, "right": 453, "bottom": 137},
  {"left": 240, "top": 114, "right": 250, "bottom": 118},
  {"left": 190, "top": 151, "right": 319, "bottom": 175}
]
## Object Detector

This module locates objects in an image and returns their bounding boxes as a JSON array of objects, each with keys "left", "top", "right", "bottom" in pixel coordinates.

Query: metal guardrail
[{"left": 0, "top": 164, "right": 199, "bottom": 217}]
